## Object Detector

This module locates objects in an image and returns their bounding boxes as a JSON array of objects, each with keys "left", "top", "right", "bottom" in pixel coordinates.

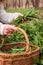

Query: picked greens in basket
[{"left": 3, "top": 46, "right": 26, "bottom": 54}]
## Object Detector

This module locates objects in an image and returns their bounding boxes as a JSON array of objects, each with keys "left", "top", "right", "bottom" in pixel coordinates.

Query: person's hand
[
  {"left": 18, "top": 13, "right": 23, "bottom": 17},
  {"left": 3, "top": 24, "right": 17, "bottom": 36}
]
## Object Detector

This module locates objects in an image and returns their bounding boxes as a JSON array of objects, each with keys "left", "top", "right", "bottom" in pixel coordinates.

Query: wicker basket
[{"left": 0, "top": 27, "right": 40, "bottom": 65}]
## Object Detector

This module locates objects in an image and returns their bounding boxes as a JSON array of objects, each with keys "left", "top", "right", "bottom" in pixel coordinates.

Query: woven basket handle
[{"left": 2, "top": 27, "right": 30, "bottom": 52}]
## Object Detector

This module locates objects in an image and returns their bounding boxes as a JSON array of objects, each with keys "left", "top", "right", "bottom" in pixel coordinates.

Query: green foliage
[
  {"left": 24, "top": 8, "right": 39, "bottom": 19},
  {"left": 17, "top": 20, "right": 43, "bottom": 47}
]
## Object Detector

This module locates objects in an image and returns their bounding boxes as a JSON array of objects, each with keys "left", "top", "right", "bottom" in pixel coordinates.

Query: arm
[
  {"left": 5, "top": 12, "right": 23, "bottom": 23},
  {"left": 1, "top": 12, "right": 23, "bottom": 24}
]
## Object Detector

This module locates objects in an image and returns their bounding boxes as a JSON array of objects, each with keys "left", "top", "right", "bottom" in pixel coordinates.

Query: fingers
[
  {"left": 11, "top": 26, "right": 18, "bottom": 31},
  {"left": 3, "top": 29, "right": 13, "bottom": 36},
  {"left": 7, "top": 25, "right": 18, "bottom": 31},
  {"left": 3, "top": 25, "right": 18, "bottom": 36}
]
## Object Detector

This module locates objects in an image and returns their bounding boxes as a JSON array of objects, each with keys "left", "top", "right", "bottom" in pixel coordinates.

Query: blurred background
[{"left": 3, "top": 0, "right": 43, "bottom": 8}]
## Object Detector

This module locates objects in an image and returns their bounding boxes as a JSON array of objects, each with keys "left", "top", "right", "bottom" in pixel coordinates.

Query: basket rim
[{"left": 0, "top": 44, "right": 40, "bottom": 57}]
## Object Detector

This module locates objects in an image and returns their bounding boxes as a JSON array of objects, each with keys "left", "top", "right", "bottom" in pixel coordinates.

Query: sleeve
[
  {"left": 7, "top": 12, "right": 22, "bottom": 23},
  {"left": 0, "top": 23, "right": 6, "bottom": 35},
  {"left": 5, "top": 12, "right": 21, "bottom": 23},
  {"left": 0, "top": 3, "right": 22, "bottom": 24},
  {"left": 1, "top": 12, "right": 22, "bottom": 24}
]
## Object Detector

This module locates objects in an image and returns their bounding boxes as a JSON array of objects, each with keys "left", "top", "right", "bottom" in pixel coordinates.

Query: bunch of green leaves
[
  {"left": 13, "top": 8, "right": 39, "bottom": 26},
  {"left": 13, "top": 16, "right": 23, "bottom": 26}
]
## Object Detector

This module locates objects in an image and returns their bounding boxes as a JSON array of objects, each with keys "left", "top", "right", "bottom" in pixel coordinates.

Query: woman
[{"left": 0, "top": 0, "right": 23, "bottom": 35}]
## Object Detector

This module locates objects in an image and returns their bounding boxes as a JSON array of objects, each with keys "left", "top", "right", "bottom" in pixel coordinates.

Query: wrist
[{"left": 0, "top": 24, "right": 7, "bottom": 35}]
